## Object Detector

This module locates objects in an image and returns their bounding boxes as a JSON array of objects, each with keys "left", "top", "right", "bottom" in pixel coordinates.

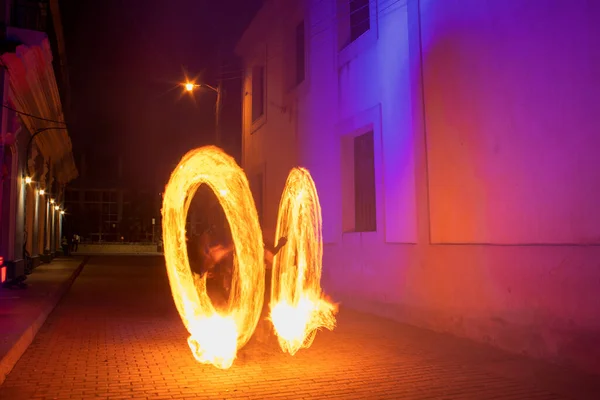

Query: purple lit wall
[
  {"left": 421, "top": 0, "right": 600, "bottom": 244},
  {"left": 238, "top": 0, "right": 600, "bottom": 374}
]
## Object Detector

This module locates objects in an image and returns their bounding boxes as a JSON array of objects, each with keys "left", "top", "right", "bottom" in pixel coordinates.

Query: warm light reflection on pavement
[{"left": 0, "top": 256, "right": 596, "bottom": 400}]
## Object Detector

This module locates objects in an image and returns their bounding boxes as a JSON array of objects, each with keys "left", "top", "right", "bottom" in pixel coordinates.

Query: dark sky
[{"left": 60, "top": 0, "right": 262, "bottom": 189}]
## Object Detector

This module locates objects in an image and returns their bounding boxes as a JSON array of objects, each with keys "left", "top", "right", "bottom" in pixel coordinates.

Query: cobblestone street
[{"left": 0, "top": 256, "right": 598, "bottom": 400}]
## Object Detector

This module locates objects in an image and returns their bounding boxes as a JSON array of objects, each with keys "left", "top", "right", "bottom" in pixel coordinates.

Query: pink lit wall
[
  {"left": 237, "top": 0, "right": 600, "bottom": 374},
  {"left": 421, "top": 0, "right": 600, "bottom": 244}
]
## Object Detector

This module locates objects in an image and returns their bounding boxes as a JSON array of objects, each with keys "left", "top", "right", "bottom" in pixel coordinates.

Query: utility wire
[
  {"left": 0, "top": 55, "right": 69, "bottom": 126},
  {"left": 0, "top": 53, "right": 71, "bottom": 128},
  {"left": 2, "top": 104, "right": 68, "bottom": 125}
]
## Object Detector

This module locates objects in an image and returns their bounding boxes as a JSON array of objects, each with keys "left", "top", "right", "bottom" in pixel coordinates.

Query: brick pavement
[
  {"left": 0, "top": 255, "right": 599, "bottom": 400},
  {"left": 0, "top": 257, "right": 86, "bottom": 385}
]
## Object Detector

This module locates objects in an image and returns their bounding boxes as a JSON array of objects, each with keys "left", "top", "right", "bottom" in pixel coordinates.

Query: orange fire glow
[
  {"left": 270, "top": 167, "right": 338, "bottom": 355},
  {"left": 161, "top": 146, "right": 265, "bottom": 369}
]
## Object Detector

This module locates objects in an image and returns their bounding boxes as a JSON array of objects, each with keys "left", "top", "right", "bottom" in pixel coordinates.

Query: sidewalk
[
  {"left": 0, "top": 257, "right": 87, "bottom": 385},
  {"left": 74, "top": 252, "right": 163, "bottom": 256}
]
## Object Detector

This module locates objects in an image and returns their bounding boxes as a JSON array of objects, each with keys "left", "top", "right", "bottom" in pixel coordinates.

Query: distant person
[
  {"left": 61, "top": 236, "right": 70, "bottom": 257},
  {"left": 206, "top": 236, "right": 288, "bottom": 271},
  {"left": 71, "top": 234, "right": 80, "bottom": 252},
  {"left": 188, "top": 228, "right": 214, "bottom": 280},
  {"left": 203, "top": 234, "right": 288, "bottom": 340}
]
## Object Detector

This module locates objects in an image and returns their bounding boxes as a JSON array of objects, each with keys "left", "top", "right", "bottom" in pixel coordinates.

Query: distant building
[
  {"left": 0, "top": 0, "right": 77, "bottom": 283},
  {"left": 236, "top": 0, "right": 600, "bottom": 375},
  {"left": 64, "top": 153, "right": 126, "bottom": 242},
  {"left": 64, "top": 153, "right": 161, "bottom": 243}
]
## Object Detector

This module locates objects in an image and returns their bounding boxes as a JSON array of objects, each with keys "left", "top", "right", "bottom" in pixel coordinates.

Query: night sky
[{"left": 59, "top": 0, "right": 262, "bottom": 189}]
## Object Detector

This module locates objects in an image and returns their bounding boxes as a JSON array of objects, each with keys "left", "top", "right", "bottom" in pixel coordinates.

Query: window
[
  {"left": 251, "top": 65, "right": 265, "bottom": 122},
  {"left": 64, "top": 189, "right": 74, "bottom": 203},
  {"left": 337, "top": 0, "right": 372, "bottom": 50},
  {"left": 11, "top": 0, "right": 49, "bottom": 31},
  {"left": 349, "top": 0, "right": 370, "bottom": 43},
  {"left": 353, "top": 131, "right": 376, "bottom": 232},
  {"left": 85, "top": 191, "right": 101, "bottom": 203},
  {"left": 295, "top": 21, "right": 306, "bottom": 85}
]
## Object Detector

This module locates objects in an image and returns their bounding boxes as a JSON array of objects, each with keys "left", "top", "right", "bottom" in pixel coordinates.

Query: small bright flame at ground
[
  {"left": 270, "top": 168, "right": 338, "bottom": 355},
  {"left": 162, "top": 146, "right": 264, "bottom": 369}
]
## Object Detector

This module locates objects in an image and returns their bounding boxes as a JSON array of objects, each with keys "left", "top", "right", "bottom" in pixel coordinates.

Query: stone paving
[
  {"left": 0, "top": 255, "right": 599, "bottom": 400},
  {"left": 0, "top": 257, "right": 85, "bottom": 385}
]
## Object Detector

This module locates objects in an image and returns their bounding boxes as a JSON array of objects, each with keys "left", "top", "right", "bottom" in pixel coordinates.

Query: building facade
[
  {"left": 0, "top": 0, "right": 77, "bottom": 284},
  {"left": 64, "top": 154, "right": 126, "bottom": 243},
  {"left": 236, "top": 0, "right": 600, "bottom": 374},
  {"left": 65, "top": 154, "right": 165, "bottom": 243}
]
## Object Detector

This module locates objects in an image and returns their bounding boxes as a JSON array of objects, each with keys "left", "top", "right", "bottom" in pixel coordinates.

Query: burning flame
[
  {"left": 270, "top": 167, "right": 338, "bottom": 355},
  {"left": 161, "top": 146, "right": 264, "bottom": 369}
]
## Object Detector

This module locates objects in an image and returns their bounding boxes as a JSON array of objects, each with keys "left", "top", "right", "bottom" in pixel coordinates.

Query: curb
[{"left": 0, "top": 256, "right": 89, "bottom": 386}]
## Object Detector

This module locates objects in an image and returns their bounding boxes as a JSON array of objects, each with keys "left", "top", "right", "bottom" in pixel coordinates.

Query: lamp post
[
  {"left": 21, "top": 175, "right": 32, "bottom": 264},
  {"left": 59, "top": 210, "right": 65, "bottom": 253},
  {"left": 183, "top": 81, "right": 222, "bottom": 146},
  {"left": 54, "top": 204, "right": 61, "bottom": 254},
  {"left": 49, "top": 197, "right": 55, "bottom": 256},
  {"left": 26, "top": 126, "right": 68, "bottom": 164}
]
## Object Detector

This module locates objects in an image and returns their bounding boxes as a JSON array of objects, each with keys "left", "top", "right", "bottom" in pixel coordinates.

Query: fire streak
[
  {"left": 161, "top": 146, "right": 264, "bottom": 369},
  {"left": 270, "top": 168, "right": 338, "bottom": 355}
]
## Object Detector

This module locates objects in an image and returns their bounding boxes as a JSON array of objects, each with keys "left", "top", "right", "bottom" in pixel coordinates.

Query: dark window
[
  {"left": 349, "top": 0, "right": 370, "bottom": 42},
  {"left": 251, "top": 66, "right": 265, "bottom": 122},
  {"left": 295, "top": 21, "right": 305, "bottom": 85},
  {"left": 85, "top": 191, "right": 101, "bottom": 203},
  {"left": 354, "top": 131, "right": 376, "bottom": 232},
  {"left": 64, "top": 190, "right": 74, "bottom": 203},
  {"left": 11, "top": 0, "right": 49, "bottom": 31}
]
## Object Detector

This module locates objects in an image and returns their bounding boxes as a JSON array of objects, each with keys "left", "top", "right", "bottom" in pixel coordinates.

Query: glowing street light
[
  {"left": 181, "top": 79, "right": 222, "bottom": 145},
  {"left": 183, "top": 81, "right": 218, "bottom": 94},
  {"left": 39, "top": 189, "right": 45, "bottom": 195},
  {"left": 50, "top": 198, "right": 55, "bottom": 204},
  {"left": 54, "top": 205, "right": 60, "bottom": 211},
  {"left": 24, "top": 176, "right": 32, "bottom": 184},
  {"left": 60, "top": 210, "right": 65, "bottom": 215}
]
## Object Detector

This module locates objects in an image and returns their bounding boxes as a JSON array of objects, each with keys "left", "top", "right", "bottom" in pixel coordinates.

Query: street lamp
[
  {"left": 25, "top": 176, "right": 32, "bottom": 184},
  {"left": 182, "top": 80, "right": 222, "bottom": 146},
  {"left": 184, "top": 81, "right": 219, "bottom": 94}
]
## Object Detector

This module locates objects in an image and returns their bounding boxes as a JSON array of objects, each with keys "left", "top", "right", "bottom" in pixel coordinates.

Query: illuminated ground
[{"left": 0, "top": 256, "right": 598, "bottom": 400}]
